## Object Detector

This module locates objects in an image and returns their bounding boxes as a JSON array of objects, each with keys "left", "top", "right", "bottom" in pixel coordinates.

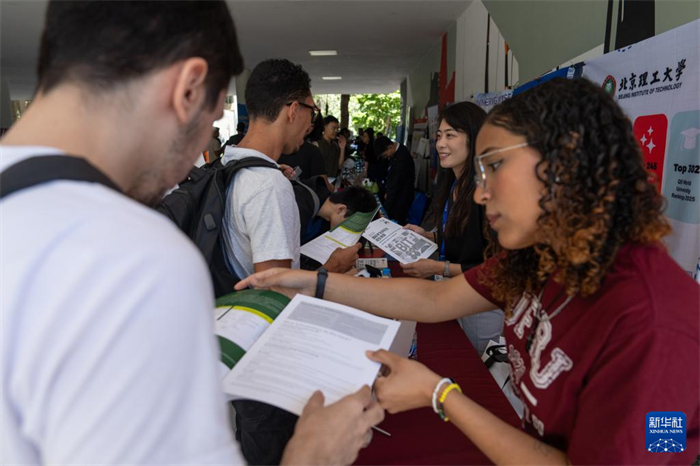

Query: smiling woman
[
  {"left": 401, "top": 101, "right": 503, "bottom": 355},
  {"left": 236, "top": 77, "right": 699, "bottom": 466}
]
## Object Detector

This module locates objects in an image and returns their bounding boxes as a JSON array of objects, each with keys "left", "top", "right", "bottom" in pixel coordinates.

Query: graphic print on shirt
[
  {"left": 508, "top": 344, "right": 526, "bottom": 385},
  {"left": 508, "top": 293, "right": 574, "bottom": 390},
  {"left": 512, "top": 293, "right": 538, "bottom": 338},
  {"left": 508, "top": 292, "right": 535, "bottom": 329},
  {"left": 529, "top": 318, "right": 573, "bottom": 389},
  {"left": 522, "top": 405, "right": 546, "bottom": 437}
]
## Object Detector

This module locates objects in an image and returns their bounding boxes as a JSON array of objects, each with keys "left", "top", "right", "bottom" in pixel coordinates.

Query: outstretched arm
[{"left": 236, "top": 268, "right": 497, "bottom": 323}]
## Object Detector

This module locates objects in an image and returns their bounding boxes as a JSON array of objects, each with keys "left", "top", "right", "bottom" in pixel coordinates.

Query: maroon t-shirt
[{"left": 464, "top": 243, "right": 699, "bottom": 465}]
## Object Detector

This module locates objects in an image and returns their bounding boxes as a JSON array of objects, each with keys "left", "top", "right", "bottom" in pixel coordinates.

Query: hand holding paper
[
  {"left": 324, "top": 242, "right": 362, "bottom": 273},
  {"left": 221, "top": 295, "right": 400, "bottom": 415},
  {"left": 367, "top": 349, "right": 442, "bottom": 414},
  {"left": 362, "top": 218, "right": 438, "bottom": 264},
  {"left": 282, "top": 386, "right": 384, "bottom": 466},
  {"left": 301, "top": 207, "right": 378, "bottom": 265}
]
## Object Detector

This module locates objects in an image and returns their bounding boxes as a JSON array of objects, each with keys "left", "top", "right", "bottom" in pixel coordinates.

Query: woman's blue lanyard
[{"left": 440, "top": 181, "right": 456, "bottom": 261}]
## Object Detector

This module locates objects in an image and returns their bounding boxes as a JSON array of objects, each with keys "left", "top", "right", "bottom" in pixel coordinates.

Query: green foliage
[
  {"left": 315, "top": 94, "right": 341, "bottom": 119},
  {"left": 314, "top": 91, "right": 401, "bottom": 137},
  {"left": 350, "top": 91, "right": 401, "bottom": 136}
]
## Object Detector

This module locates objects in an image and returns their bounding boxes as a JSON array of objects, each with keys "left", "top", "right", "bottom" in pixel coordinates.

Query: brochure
[
  {"left": 215, "top": 290, "right": 401, "bottom": 415},
  {"left": 361, "top": 218, "right": 438, "bottom": 264},
  {"left": 300, "top": 207, "right": 379, "bottom": 265}
]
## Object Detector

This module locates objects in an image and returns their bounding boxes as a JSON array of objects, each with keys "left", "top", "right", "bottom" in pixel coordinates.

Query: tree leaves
[
  {"left": 351, "top": 91, "right": 401, "bottom": 135},
  {"left": 315, "top": 91, "right": 401, "bottom": 136}
]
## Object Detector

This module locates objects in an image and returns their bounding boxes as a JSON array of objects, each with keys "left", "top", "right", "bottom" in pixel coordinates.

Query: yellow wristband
[
  {"left": 439, "top": 383, "right": 462, "bottom": 403},
  {"left": 437, "top": 383, "right": 462, "bottom": 422}
]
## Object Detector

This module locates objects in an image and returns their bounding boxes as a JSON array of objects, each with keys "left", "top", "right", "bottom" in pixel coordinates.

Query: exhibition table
[
  {"left": 354, "top": 250, "right": 519, "bottom": 465},
  {"left": 355, "top": 320, "right": 520, "bottom": 465}
]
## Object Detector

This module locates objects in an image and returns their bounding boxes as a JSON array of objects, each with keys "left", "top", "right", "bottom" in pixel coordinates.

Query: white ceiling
[{"left": 0, "top": 0, "right": 471, "bottom": 99}]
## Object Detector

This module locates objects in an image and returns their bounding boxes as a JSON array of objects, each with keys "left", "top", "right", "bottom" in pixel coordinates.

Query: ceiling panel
[{"left": 0, "top": 0, "right": 470, "bottom": 98}]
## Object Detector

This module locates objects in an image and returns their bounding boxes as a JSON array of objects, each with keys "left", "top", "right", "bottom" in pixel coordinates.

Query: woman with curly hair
[
  {"left": 402, "top": 102, "right": 503, "bottom": 355},
  {"left": 236, "top": 78, "right": 699, "bottom": 464}
]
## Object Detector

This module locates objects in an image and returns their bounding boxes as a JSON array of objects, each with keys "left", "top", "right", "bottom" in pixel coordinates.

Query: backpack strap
[
  {"left": 291, "top": 179, "right": 321, "bottom": 216},
  {"left": 222, "top": 156, "right": 280, "bottom": 186},
  {"left": 0, "top": 155, "right": 121, "bottom": 200}
]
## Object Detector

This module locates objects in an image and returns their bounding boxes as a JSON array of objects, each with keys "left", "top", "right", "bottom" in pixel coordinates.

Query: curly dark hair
[
  {"left": 434, "top": 102, "right": 487, "bottom": 238},
  {"left": 479, "top": 77, "right": 670, "bottom": 312},
  {"left": 245, "top": 59, "right": 311, "bottom": 122}
]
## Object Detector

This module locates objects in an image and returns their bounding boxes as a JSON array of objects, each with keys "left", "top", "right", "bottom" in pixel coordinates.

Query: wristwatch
[
  {"left": 443, "top": 261, "right": 451, "bottom": 278},
  {"left": 316, "top": 267, "right": 328, "bottom": 299}
]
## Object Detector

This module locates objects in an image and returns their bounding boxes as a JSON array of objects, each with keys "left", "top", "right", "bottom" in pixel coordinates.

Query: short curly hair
[
  {"left": 38, "top": 1, "right": 242, "bottom": 110},
  {"left": 245, "top": 59, "right": 311, "bottom": 122},
  {"left": 479, "top": 77, "right": 670, "bottom": 313}
]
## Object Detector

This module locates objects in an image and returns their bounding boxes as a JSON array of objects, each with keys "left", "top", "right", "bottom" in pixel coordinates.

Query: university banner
[
  {"left": 583, "top": 19, "right": 700, "bottom": 279},
  {"left": 513, "top": 63, "right": 583, "bottom": 96},
  {"left": 473, "top": 90, "right": 513, "bottom": 113}
]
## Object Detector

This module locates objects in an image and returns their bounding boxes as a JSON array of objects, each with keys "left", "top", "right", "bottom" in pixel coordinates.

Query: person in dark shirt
[
  {"left": 402, "top": 102, "right": 502, "bottom": 355},
  {"left": 278, "top": 140, "right": 326, "bottom": 177},
  {"left": 225, "top": 121, "right": 246, "bottom": 147},
  {"left": 317, "top": 115, "right": 346, "bottom": 177},
  {"left": 355, "top": 127, "right": 364, "bottom": 153},
  {"left": 375, "top": 135, "right": 415, "bottom": 225}
]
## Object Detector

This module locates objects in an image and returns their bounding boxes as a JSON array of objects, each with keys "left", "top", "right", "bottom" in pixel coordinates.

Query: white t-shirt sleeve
[
  {"left": 242, "top": 177, "right": 300, "bottom": 265},
  {"left": 25, "top": 217, "right": 243, "bottom": 464}
]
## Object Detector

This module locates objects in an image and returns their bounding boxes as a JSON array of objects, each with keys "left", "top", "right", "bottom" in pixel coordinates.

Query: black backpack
[
  {"left": 156, "top": 157, "right": 279, "bottom": 298},
  {"left": 157, "top": 158, "right": 332, "bottom": 297}
]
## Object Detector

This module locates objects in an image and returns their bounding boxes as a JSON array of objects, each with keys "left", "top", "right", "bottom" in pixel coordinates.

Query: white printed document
[
  {"left": 221, "top": 294, "right": 400, "bottom": 415},
  {"left": 301, "top": 207, "right": 378, "bottom": 264},
  {"left": 362, "top": 218, "right": 438, "bottom": 264}
]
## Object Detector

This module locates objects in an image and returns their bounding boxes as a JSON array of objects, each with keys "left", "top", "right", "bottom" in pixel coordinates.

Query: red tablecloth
[
  {"left": 355, "top": 320, "right": 520, "bottom": 465},
  {"left": 353, "top": 247, "right": 519, "bottom": 464}
]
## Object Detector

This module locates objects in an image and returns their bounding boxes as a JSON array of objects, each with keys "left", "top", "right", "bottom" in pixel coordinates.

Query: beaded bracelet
[
  {"left": 437, "top": 382, "right": 462, "bottom": 422},
  {"left": 431, "top": 378, "right": 453, "bottom": 414}
]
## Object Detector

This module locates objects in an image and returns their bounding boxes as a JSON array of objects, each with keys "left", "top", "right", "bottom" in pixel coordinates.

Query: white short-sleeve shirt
[
  {"left": 1, "top": 147, "right": 243, "bottom": 465},
  {"left": 221, "top": 147, "right": 301, "bottom": 279}
]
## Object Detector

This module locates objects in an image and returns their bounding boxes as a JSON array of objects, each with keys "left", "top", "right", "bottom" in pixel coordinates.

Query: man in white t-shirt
[
  {"left": 0, "top": 2, "right": 383, "bottom": 465},
  {"left": 222, "top": 59, "right": 361, "bottom": 284},
  {"left": 222, "top": 58, "right": 368, "bottom": 464}
]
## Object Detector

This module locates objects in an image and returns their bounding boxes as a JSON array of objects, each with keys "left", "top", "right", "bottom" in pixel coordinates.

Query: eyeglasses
[
  {"left": 287, "top": 101, "right": 320, "bottom": 121},
  {"left": 473, "top": 142, "right": 530, "bottom": 190}
]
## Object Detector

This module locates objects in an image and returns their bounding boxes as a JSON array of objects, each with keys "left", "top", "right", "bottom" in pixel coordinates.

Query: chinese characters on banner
[{"left": 583, "top": 19, "right": 700, "bottom": 278}]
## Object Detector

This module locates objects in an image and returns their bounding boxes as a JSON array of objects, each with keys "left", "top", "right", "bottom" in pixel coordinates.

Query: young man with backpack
[
  {"left": 220, "top": 58, "right": 366, "bottom": 465},
  {"left": 221, "top": 59, "right": 359, "bottom": 282},
  {"left": 0, "top": 2, "right": 382, "bottom": 465}
]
